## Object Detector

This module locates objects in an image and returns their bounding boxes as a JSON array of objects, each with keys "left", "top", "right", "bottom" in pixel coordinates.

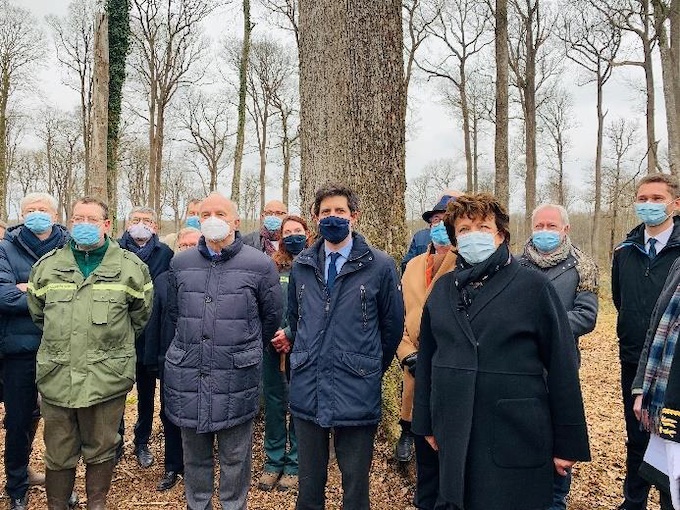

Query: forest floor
[{"left": 0, "top": 299, "right": 667, "bottom": 509}]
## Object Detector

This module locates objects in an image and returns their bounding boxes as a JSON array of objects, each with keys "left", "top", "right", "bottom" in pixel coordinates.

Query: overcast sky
[{"left": 19, "top": 0, "right": 661, "bottom": 214}]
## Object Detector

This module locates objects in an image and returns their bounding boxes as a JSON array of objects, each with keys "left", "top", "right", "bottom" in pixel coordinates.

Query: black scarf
[
  {"left": 19, "top": 225, "right": 66, "bottom": 259},
  {"left": 119, "top": 231, "right": 158, "bottom": 263},
  {"left": 455, "top": 242, "right": 511, "bottom": 309}
]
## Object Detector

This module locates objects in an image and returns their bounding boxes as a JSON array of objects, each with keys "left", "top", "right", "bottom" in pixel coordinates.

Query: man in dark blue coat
[
  {"left": 164, "top": 193, "right": 282, "bottom": 510},
  {"left": 0, "top": 192, "right": 69, "bottom": 510},
  {"left": 118, "top": 206, "right": 173, "bottom": 469},
  {"left": 286, "top": 183, "right": 404, "bottom": 510}
]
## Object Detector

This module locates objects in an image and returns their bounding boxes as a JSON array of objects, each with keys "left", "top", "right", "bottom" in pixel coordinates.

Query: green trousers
[{"left": 262, "top": 348, "right": 298, "bottom": 475}]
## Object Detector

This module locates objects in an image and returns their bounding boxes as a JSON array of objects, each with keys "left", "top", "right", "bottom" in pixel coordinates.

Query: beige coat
[{"left": 398, "top": 247, "right": 456, "bottom": 421}]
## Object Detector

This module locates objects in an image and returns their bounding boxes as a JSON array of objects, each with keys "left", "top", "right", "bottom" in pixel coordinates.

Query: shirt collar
[
  {"left": 645, "top": 224, "right": 673, "bottom": 246},
  {"left": 325, "top": 237, "right": 353, "bottom": 260}
]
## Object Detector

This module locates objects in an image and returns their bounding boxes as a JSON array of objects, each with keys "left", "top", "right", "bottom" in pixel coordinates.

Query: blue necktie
[
  {"left": 649, "top": 238, "right": 657, "bottom": 259},
  {"left": 327, "top": 252, "right": 340, "bottom": 292}
]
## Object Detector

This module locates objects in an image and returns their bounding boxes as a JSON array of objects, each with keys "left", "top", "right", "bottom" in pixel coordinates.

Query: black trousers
[
  {"left": 119, "top": 363, "right": 157, "bottom": 448},
  {"left": 294, "top": 418, "right": 377, "bottom": 510},
  {"left": 159, "top": 375, "right": 183, "bottom": 473},
  {"left": 621, "top": 361, "right": 653, "bottom": 510},
  {"left": 3, "top": 355, "right": 38, "bottom": 500}
]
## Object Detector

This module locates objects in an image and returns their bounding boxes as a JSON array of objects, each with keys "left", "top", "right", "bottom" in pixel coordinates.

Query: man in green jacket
[{"left": 27, "top": 197, "right": 153, "bottom": 510}]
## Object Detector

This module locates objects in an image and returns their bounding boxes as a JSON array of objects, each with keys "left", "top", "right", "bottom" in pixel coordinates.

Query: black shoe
[
  {"left": 9, "top": 494, "right": 28, "bottom": 510},
  {"left": 156, "top": 470, "right": 181, "bottom": 491},
  {"left": 134, "top": 444, "right": 154, "bottom": 468},
  {"left": 114, "top": 443, "right": 124, "bottom": 464},
  {"left": 395, "top": 430, "right": 415, "bottom": 462}
]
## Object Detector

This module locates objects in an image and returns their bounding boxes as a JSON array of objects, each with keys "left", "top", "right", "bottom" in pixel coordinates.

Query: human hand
[
  {"left": 16, "top": 283, "right": 27, "bottom": 292},
  {"left": 271, "top": 329, "right": 291, "bottom": 353},
  {"left": 633, "top": 395, "right": 650, "bottom": 430},
  {"left": 425, "top": 435, "right": 438, "bottom": 451},
  {"left": 553, "top": 457, "right": 575, "bottom": 476}
]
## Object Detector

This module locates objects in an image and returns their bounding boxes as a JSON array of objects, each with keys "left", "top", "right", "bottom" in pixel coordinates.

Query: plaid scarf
[
  {"left": 642, "top": 282, "right": 680, "bottom": 433},
  {"left": 260, "top": 225, "right": 281, "bottom": 256}
]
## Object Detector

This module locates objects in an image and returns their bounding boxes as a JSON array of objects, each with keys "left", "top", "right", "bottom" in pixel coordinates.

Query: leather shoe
[
  {"left": 395, "top": 429, "right": 415, "bottom": 462},
  {"left": 157, "top": 471, "right": 181, "bottom": 491},
  {"left": 134, "top": 444, "right": 154, "bottom": 468},
  {"left": 9, "top": 494, "right": 28, "bottom": 510}
]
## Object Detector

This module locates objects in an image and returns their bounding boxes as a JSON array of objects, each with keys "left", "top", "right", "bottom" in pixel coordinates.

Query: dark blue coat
[
  {"left": 163, "top": 237, "right": 282, "bottom": 432},
  {"left": 118, "top": 233, "right": 174, "bottom": 363},
  {"left": 287, "top": 233, "right": 404, "bottom": 427},
  {"left": 143, "top": 270, "right": 173, "bottom": 372},
  {"left": 401, "top": 228, "right": 430, "bottom": 273},
  {"left": 0, "top": 224, "right": 69, "bottom": 355}
]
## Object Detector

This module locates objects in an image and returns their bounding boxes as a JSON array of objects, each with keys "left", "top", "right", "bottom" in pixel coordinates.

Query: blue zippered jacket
[
  {"left": 0, "top": 224, "right": 69, "bottom": 355},
  {"left": 287, "top": 232, "right": 404, "bottom": 427}
]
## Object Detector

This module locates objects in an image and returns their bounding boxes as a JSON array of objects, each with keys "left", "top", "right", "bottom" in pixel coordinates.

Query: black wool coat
[{"left": 412, "top": 257, "right": 591, "bottom": 510}]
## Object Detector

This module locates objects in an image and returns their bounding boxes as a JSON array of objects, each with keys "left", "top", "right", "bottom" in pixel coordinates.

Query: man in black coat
[
  {"left": 0, "top": 192, "right": 70, "bottom": 510},
  {"left": 242, "top": 200, "right": 288, "bottom": 255},
  {"left": 118, "top": 206, "right": 174, "bottom": 469},
  {"left": 612, "top": 173, "right": 680, "bottom": 510}
]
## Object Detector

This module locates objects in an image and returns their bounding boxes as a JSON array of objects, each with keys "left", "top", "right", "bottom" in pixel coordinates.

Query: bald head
[
  {"left": 201, "top": 193, "right": 239, "bottom": 218},
  {"left": 262, "top": 200, "right": 287, "bottom": 220}
]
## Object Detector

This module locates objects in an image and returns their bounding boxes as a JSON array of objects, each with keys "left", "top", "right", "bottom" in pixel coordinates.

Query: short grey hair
[
  {"left": 177, "top": 226, "right": 201, "bottom": 240},
  {"left": 21, "top": 193, "right": 58, "bottom": 213},
  {"left": 127, "top": 206, "right": 157, "bottom": 223},
  {"left": 531, "top": 203, "right": 570, "bottom": 227}
]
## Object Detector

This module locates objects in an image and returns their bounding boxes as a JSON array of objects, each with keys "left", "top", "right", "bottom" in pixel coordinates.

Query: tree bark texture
[
  {"left": 592, "top": 74, "right": 604, "bottom": 261},
  {"left": 89, "top": 12, "right": 109, "bottom": 203},
  {"left": 232, "top": 0, "right": 252, "bottom": 205},
  {"left": 494, "top": 0, "right": 510, "bottom": 209},
  {"left": 298, "top": 0, "right": 406, "bottom": 257}
]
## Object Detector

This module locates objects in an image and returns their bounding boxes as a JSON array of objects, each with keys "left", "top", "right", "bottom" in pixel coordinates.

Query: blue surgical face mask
[
  {"left": 263, "top": 215, "right": 283, "bottom": 232},
  {"left": 283, "top": 234, "right": 307, "bottom": 255},
  {"left": 635, "top": 201, "right": 672, "bottom": 227},
  {"left": 532, "top": 230, "right": 562, "bottom": 253},
  {"left": 319, "top": 216, "right": 351, "bottom": 244},
  {"left": 71, "top": 223, "right": 101, "bottom": 246},
  {"left": 430, "top": 222, "right": 451, "bottom": 246},
  {"left": 24, "top": 212, "right": 53, "bottom": 235},
  {"left": 456, "top": 232, "right": 498, "bottom": 264},
  {"left": 185, "top": 215, "right": 201, "bottom": 229}
]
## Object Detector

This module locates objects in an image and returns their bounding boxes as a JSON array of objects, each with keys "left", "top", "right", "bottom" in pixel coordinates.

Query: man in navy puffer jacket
[{"left": 0, "top": 193, "right": 69, "bottom": 510}]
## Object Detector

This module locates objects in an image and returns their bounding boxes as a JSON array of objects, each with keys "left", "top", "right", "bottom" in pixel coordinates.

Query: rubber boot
[
  {"left": 27, "top": 416, "right": 46, "bottom": 485},
  {"left": 45, "top": 468, "right": 76, "bottom": 510},
  {"left": 85, "top": 460, "right": 115, "bottom": 510}
]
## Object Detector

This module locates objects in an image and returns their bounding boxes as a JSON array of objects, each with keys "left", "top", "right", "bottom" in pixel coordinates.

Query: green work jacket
[{"left": 27, "top": 239, "right": 153, "bottom": 408}]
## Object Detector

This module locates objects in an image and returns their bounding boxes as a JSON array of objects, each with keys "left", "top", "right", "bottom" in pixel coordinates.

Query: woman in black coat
[{"left": 412, "top": 193, "right": 591, "bottom": 510}]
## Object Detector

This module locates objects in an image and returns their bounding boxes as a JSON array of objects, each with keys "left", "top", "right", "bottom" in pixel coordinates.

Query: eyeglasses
[
  {"left": 264, "top": 210, "right": 287, "bottom": 217},
  {"left": 72, "top": 216, "right": 105, "bottom": 223},
  {"left": 130, "top": 217, "right": 154, "bottom": 225}
]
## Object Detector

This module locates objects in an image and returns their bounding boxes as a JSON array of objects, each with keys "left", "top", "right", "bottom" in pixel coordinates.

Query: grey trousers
[{"left": 181, "top": 419, "right": 254, "bottom": 510}]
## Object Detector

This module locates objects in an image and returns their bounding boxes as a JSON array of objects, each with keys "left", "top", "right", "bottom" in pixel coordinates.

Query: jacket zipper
[
  {"left": 298, "top": 284, "right": 305, "bottom": 319},
  {"left": 360, "top": 285, "right": 367, "bottom": 330}
]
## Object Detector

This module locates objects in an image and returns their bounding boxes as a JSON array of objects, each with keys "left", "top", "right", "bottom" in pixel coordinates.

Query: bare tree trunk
[
  {"left": 523, "top": 20, "right": 537, "bottom": 238},
  {"left": 259, "top": 106, "right": 268, "bottom": 211},
  {"left": 281, "top": 110, "right": 292, "bottom": 207},
  {"left": 89, "top": 13, "right": 109, "bottom": 202},
  {"left": 153, "top": 106, "right": 165, "bottom": 212},
  {"left": 592, "top": 74, "right": 604, "bottom": 261},
  {"left": 147, "top": 81, "right": 157, "bottom": 208},
  {"left": 495, "top": 0, "right": 509, "bottom": 208},
  {"left": 232, "top": 0, "right": 252, "bottom": 205},
  {"left": 473, "top": 112, "right": 479, "bottom": 193},
  {"left": 642, "top": 38, "right": 658, "bottom": 173},
  {"left": 460, "top": 64, "right": 473, "bottom": 193},
  {"left": 0, "top": 73, "right": 8, "bottom": 219},
  {"left": 557, "top": 130, "right": 565, "bottom": 205},
  {"left": 299, "top": 0, "right": 406, "bottom": 256}
]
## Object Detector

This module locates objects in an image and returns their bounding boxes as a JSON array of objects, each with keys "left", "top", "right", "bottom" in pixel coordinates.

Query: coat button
[
  {"left": 202, "top": 335, "right": 209, "bottom": 341},
  {"left": 205, "top": 296, "right": 212, "bottom": 303}
]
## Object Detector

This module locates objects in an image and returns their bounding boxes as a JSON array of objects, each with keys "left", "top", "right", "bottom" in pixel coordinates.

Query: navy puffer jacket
[
  {"left": 0, "top": 224, "right": 70, "bottom": 355},
  {"left": 163, "top": 237, "right": 282, "bottom": 432},
  {"left": 287, "top": 233, "right": 405, "bottom": 427}
]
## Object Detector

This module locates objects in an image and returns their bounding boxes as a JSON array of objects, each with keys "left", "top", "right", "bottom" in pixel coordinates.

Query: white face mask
[{"left": 201, "top": 216, "right": 231, "bottom": 242}]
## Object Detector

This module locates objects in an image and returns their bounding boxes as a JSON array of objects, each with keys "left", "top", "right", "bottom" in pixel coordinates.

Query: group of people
[{"left": 2, "top": 174, "right": 680, "bottom": 510}]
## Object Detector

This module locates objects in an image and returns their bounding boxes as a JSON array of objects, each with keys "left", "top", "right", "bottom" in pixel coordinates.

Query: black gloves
[{"left": 402, "top": 352, "right": 417, "bottom": 376}]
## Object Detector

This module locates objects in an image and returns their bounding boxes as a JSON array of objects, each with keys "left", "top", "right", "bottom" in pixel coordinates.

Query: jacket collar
[
  {"left": 297, "top": 232, "right": 373, "bottom": 270},
  {"left": 61, "top": 237, "right": 121, "bottom": 279},
  {"left": 197, "top": 236, "right": 243, "bottom": 262},
  {"left": 618, "top": 216, "right": 680, "bottom": 251}
]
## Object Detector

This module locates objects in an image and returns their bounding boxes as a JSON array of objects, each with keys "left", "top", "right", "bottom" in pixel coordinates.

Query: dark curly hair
[{"left": 444, "top": 193, "right": 510, "bottom": 246}]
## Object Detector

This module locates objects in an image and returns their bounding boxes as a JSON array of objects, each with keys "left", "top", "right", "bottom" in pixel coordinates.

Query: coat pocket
[{"left": 492, "top": 397, "right": 550, "bottom": 469}]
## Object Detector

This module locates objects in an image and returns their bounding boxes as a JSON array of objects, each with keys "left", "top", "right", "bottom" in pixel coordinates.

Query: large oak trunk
[{"left": 298, "top": 0, "right": 406, "bottom": 257}]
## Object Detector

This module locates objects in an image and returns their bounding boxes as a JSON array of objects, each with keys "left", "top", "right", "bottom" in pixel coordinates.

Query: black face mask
[
  {"left": 319, "top": 216, "right": 350, "bottom": 244},
  {"left": 283, "top": 234, "right": 307, "bottom": 255}
]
